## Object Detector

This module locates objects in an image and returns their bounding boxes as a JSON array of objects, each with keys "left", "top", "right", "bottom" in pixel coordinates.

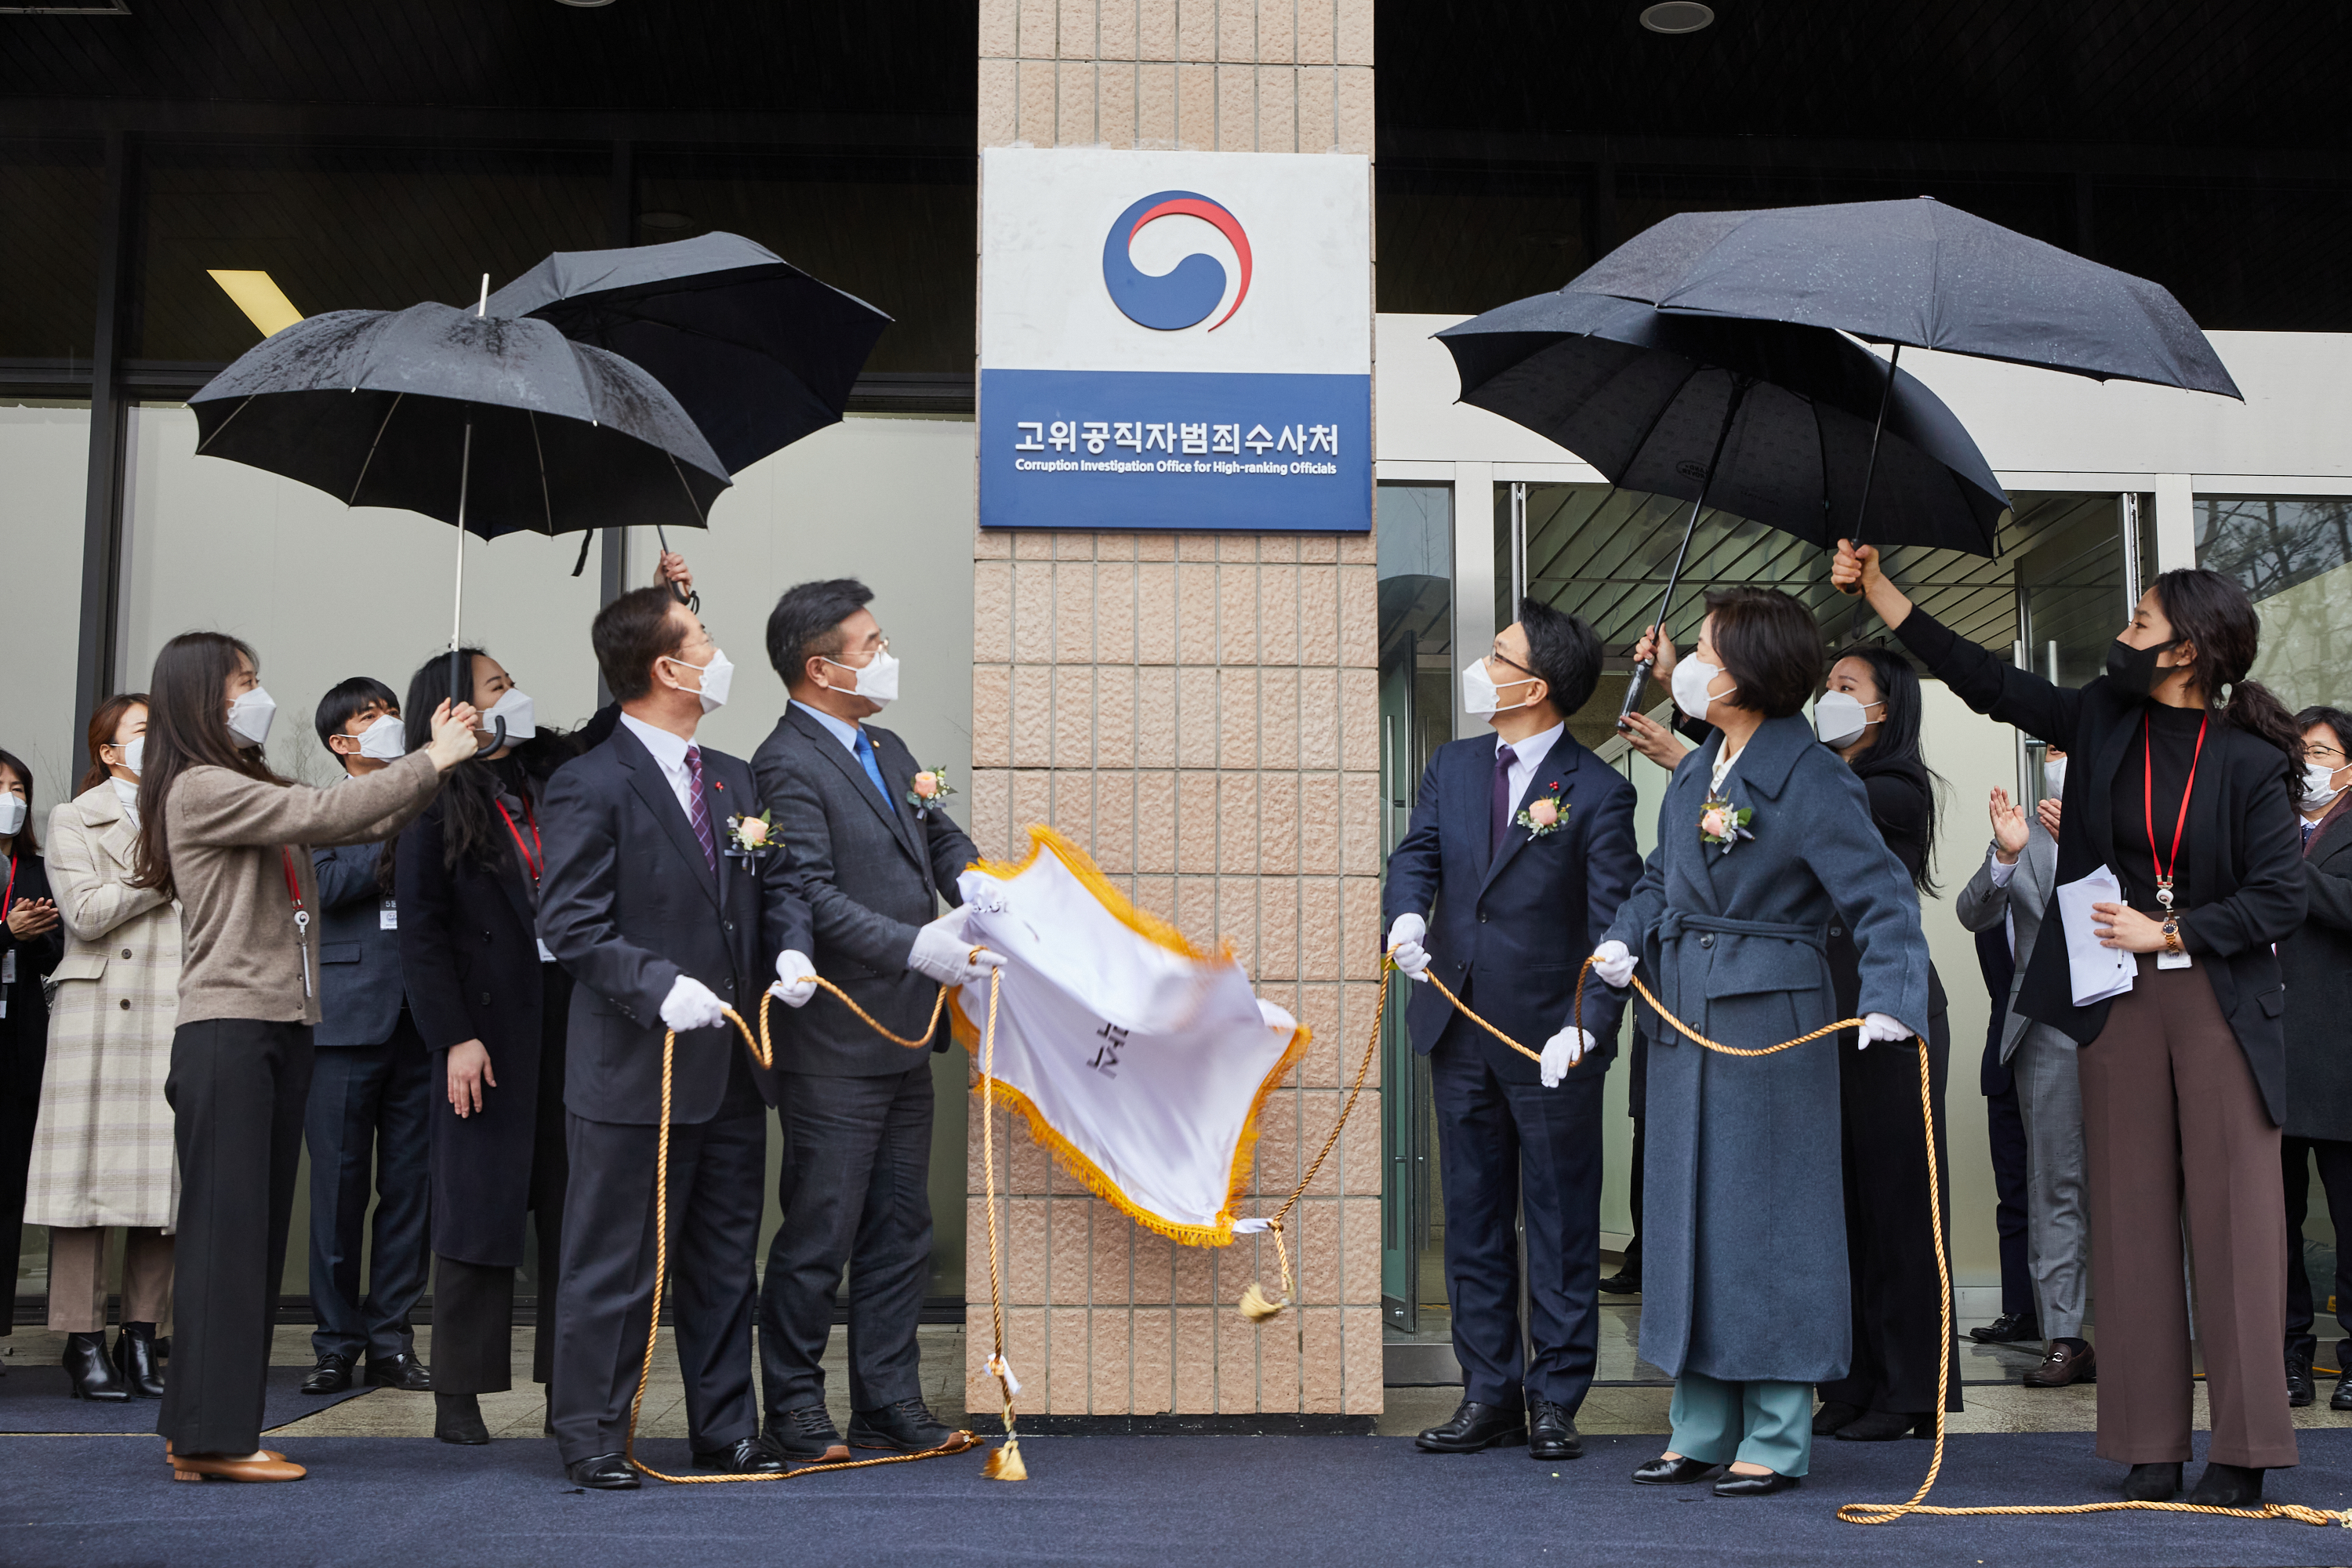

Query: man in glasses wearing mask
[
  {"left": 299, "top": 678, "right": 434, "bottom": 1397},
  {"left": 749, "top": 579, "right": 995, "bottom": 1465},
  {"left": 1381, "top": 600, "right": 1641, "bottom": 1463}
]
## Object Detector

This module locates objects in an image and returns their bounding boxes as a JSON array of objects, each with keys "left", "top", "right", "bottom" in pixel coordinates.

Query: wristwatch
[{"left": 2160, "top": 917, "right": 2183, "bottom": 956}]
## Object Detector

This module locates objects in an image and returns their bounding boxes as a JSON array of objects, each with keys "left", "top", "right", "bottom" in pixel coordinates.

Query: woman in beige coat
[{"left": 28, "top": 694, "right": 180, "bottom": 1400}]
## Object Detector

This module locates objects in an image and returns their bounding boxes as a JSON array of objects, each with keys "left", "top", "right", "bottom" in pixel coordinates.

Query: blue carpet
[
  {"left": 9, "top": 1430, "right": 2352, "bottom": 1567},
  {"left": 0, "top": 1364, "right": 374, "bottom": 1434}
]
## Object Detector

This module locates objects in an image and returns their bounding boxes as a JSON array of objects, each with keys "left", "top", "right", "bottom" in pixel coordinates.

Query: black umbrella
[
  {"left": 1438, "top": 289, "right": 2007, "bottom": 716},
  {"left": 191, "top": 297, "right": 731, "bottom": 740}
]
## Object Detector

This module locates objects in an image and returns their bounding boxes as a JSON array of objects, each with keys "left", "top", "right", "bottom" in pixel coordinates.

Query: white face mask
[
  {"left": 226, "top": 685, "right": 277, "bottom": 748},
  {"left": 822, "top": 648, "right": 899, "bottom": 710},
  {"left": 481, "top": 688, "right": 536, "bottom": 744},
  {"left": 1461, "top": 656, "right": 1537, "bottom": 718},
  {"left": 666, "top": 647, "right": 733, "bottom": 714},
  {"left": 1813, "top": 690, "right": 1882, "bottom": 750},
  {"left": 0, "top": 794, "right": 24, "bottom": 837},
  {"left": 1671, "top": 655, "right": 1728, "bottom": 722},
  {"left": 118, "top": 736, "right": 144, "bottom": 778},
  {"left": 2304, "top": 760, "right": 2345, "bottom": 812},
  {"left": 2043, "top": 757, "right": 2067, "bottom": 799},
  {"left": 355, "top": 714, "right": 408, "bottom": 762}
]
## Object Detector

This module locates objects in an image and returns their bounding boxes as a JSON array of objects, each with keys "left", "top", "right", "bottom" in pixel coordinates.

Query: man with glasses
[{"left": 750, "top": 579, "right": 995, "bottom": 1464}]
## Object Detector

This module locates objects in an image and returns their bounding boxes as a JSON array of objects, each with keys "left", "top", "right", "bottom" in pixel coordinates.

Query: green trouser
[{"left": 1668, "top": 1371, "right": 1812, "bottom": 1477}]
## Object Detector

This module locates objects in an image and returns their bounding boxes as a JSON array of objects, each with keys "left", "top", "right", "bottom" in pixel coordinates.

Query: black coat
[
  {"left": 1, "top": 850, "right": 62, "bottom": 1080},
  {"left": 1826, "top": 766, "right": 1950, "bottom": 1032},
  {"left": 2281, "top": 803, "right": 2352, "bottom": 1142},
  {"left": 1894, "top": 607, "right": 2305, "bottom": 1123}
]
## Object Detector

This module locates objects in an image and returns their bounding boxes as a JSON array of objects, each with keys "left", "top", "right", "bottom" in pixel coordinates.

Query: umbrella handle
[{"left": 1617, "top": 658, "right": 1656, "bottom": 724}]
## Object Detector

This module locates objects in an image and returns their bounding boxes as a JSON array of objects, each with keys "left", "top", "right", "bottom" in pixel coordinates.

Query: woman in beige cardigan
[
  {"left": 30, "top": 694, "right": 180, "bottom": 1401},
  {"left": 136, "top": 632, "right": 477, "bottom": 1483}
]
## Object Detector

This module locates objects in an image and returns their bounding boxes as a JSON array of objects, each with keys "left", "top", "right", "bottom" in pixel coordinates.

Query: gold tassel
[
  {"left": 1237, "top": 1280, "right": 1287, "bottom": 1322},
  {"left": 984, "top": 1433, "right": 1029, "bottom": 1481}
]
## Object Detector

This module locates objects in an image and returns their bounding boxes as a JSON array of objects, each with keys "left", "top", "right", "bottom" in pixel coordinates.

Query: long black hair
[
  {"left": 390, "top": 648, "right": 593, "bottom": 879},
  {"left": 134, "top": 631, "right": 285, "bottom": 897},
  {"left": 1828, "top": 641, "right": 1943, "bottom": 896},
  {"left": 0, "top": 746, "right": 41, "bottom": 858},
  {"left": 2149, "top": 568, "right": 2306, "bottom": 798}
]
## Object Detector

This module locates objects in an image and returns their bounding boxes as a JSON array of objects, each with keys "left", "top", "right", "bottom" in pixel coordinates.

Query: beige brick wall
[{"left": 971, "top": 0, "right": 1381, "bottom": 1417}]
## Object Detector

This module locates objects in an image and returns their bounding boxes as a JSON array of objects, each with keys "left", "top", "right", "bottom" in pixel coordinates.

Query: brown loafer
[
  {"left": 169, "top": 1451, "right": 307, "bottom": 1483},
  {"left": 2023, "top": 1340, "right": 2096, "bottom": 1388}
]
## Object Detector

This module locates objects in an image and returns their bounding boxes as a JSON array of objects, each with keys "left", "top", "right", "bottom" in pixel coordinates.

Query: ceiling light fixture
[
  {"left": 554, "top": 0, "right": 616, "bottom": 8},
  {"left": 207, "top": 270, "right": 304, "bottom": 338},
  {"left": 1639, "top": 2, "right": 1715, "bottom": 34}
]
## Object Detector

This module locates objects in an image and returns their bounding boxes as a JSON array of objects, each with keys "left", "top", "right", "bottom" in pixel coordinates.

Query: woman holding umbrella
[{"left": 1835, "top": 539, "right": 2303, "bottom": 1508}]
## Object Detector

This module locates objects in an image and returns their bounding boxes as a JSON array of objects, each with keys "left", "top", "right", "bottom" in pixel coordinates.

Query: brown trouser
[
  {"left": 46, "top": 1225, "right": 175, "bottom": 1333},
  {"left": 2079, "top": 959, "right": 2296, "bottom": 1469}
]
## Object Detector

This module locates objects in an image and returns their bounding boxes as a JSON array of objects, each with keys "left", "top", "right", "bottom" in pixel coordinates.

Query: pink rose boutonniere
[
  {"left": 725, "top": 808, "right": 778, "bottom": 860},
  {"left": 1698, "top": 793, "right": 1755, "bottom": 853},
  {"left": 1515, "top": 786, "right": 1570, "bottom": 839},
  {"left": 906, "top": 767, "right": 959, "bottom": 818}
]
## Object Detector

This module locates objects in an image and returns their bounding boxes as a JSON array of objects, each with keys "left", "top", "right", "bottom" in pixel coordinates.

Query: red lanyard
[
  {"left": 2143, "top": 711, "right": 2209, "bottom": 910},
  {"left": 281, "top": 848, "right": 307, "bottom": 924},
  {"left": 495, "top": 797, "right": 543, "bottom": 886},
  {"left": 1, "top": 854, "right": 15, "bottom": 922}
]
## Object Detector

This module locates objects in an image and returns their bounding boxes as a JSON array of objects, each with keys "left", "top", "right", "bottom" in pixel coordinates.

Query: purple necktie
[
  {"left": 684, "top": 744, "right": 717, "bottom": 873},
  {"left": 1492, "top": 743, "right": 1517, "bottom": 856}
]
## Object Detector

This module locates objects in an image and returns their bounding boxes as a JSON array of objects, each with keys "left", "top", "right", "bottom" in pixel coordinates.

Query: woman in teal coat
[{"left": 1594, "top": 587, "right": 1933, "bottom": 1496}]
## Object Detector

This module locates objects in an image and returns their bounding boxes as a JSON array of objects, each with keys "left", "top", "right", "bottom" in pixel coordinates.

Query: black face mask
[{"left": 2104, "top": 635, "right": 2180, "bottom": 699}]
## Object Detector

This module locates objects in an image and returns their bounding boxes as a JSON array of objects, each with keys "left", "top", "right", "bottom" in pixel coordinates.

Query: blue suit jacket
[
  {"left": 313, "top": 833, "right": 405, "bottom": 1049},
  {"left": 1381, "top": 729, "right": 1642, "bottom": 1082}
]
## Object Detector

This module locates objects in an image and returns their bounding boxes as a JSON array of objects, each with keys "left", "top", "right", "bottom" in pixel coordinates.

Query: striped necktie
[{"left": 684, "top": 745, "right": 717, "bottom": 873}]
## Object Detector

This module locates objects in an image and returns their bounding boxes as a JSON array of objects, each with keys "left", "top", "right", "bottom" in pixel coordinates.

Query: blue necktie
[{"left": 855, "top": 728, "right": 896, "bottom": 813}]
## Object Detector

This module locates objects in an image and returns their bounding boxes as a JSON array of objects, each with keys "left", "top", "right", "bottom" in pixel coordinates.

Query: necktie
[
  {"left": 684, "top": 744, "right": 717, "bottom": 873},
  {"left": 1492, "top": 743, "right": 1517, "bottom": 856},
  {"left": 855, "top": 727, "right": 897, "bottom": 813},
  {"left": 2304, "top": 818, "right": 2318, "bottom": 850}
]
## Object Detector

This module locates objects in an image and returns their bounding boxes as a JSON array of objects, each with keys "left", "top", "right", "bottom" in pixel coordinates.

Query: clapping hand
[
  {"left": 2036, "top": 797, "right": 2063, "bottom": 839},
  {"left": 5, "top": 896, "right": 57, "bottom": 939},
  {"left": 1988, "top": 787, "right": 2029, "bottom": 863}
]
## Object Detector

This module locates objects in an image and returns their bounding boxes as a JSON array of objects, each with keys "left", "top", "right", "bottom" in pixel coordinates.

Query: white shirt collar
[
  {"left": 619, "top": 711, "right": 694, "bottom": 774},
  {"left": 790, "top": 699, "right": 863, "bottom": 753},
  {"left": 1497, "top": 721, "right": 1564, "bottom": 771}
]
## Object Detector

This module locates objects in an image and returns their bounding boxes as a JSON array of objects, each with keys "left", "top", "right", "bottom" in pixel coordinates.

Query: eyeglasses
[
  {"left": 1489, "top": 647, "right": 1535, "bottom": 677},
  {"left": 2311, "top": 744, "right": 2349, "bottom": 764}
]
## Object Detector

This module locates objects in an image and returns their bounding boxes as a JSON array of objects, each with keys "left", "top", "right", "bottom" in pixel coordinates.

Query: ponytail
[
  {"left": 2148, "top": 568, "right": 2307, "bottom": 801},
  {"left": 2222, "top": 677, "right": 2307, "bottom": 799}
]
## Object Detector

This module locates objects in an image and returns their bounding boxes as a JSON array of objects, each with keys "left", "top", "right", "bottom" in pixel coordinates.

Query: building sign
[{"left": 979, "top": 147, "right": 1372, "bottom": 533}]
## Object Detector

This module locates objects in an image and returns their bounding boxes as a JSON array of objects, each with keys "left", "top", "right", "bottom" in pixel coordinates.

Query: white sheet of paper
[{"left": 2054, "top": 864, "right": 2136, "bottom": 1007}]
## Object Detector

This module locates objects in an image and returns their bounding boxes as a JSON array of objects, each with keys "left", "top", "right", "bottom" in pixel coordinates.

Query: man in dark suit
[
  {"left": 750, "top": 579, "right": 996, "bottom": 1463},
  {"left": 1381, "top": 599, "right": 1641, "bottom": 1461},
  {"left": 539, "top": 586, "right": 818, "bottom": 1489},
  {"left": 300, "top": 677, "right": 434, "bottom": 1396}
]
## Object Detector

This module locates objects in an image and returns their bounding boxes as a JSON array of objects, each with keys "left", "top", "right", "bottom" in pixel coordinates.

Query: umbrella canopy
[
  {"left": 189, "top": 301, "right": 731, "bottom": 538},
  {"left": 485, "top": 231, "right": 892, "bottom": 476},
  {"left": 1439, "top": 289, "right": 2009, "bottom": 554},
  {"left": 1567, "top": 196, "right": 2242, "bottom": 399}
]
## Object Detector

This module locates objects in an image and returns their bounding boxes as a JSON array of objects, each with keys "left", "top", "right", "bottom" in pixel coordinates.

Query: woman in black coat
[
  {"left": 0, "top": 748, "right": 64, "bottom": 1346},
  {"left": 395, "top": 649, "right": 608, "bottom": 1444}
]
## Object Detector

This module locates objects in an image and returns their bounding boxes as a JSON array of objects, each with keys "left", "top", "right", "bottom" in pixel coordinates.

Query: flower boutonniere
[
  {"left": 1698, "top": 793, "right": 1755, "bottom": 853},
  {"left": 907, "top": 767, "right": 957, "bottom": 818},
  {"left": 1515, "top": 786, "right": 1570, "bottom": 839},
  {"left": 724, "top": 809, "right": 778, "bottom": 860}
]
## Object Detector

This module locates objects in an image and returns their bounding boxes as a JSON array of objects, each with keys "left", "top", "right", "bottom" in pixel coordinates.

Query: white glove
[
  {"left": 1386, "top": 913, "right": 1432, "bottom": 982},
  {"left": 956, "top": 869, "right": 1009, "bottom": 915},
  {"left": 909, "top": 915, "right": 1007, "bottom": 988},
  {"left": 659, "top": 975, "right": 727, "bottom": 1033},
  {"left": 1540, "top": 1026, "right": 1595, "bottom": 1088},
  {"left": 771, "top": 949, "right": 818, "bottom": 1009},
  {"left": 1592, "top": 940, "right": 1635, "bottom": 988},
  {"left": 1857, "top": 1011, "right": 1911, "bottom": 1050}
]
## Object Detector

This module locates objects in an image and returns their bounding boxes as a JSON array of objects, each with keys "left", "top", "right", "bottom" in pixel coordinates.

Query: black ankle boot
[
  {"left": 64, "top": 1332, "right": 129, "bottom": 1402},
  {"left": 2187, "top": 1461, "right": 2264, "bottom": 1508},
  {"left": 1832, "top": 1409, "right": 1916, "bottom": 1442},
  {"left": 112, "top": 1322, "right": 165, "bottom": 1397},
  {"left": 435, "top": 1391, "right": 491, "bottom": 1445},
  {"left": 2123, "top": 1461, "right": 2182, "bottom": 1501}
]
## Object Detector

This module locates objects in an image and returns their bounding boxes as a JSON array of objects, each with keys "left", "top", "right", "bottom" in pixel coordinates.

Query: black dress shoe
[
  {"left": 1969, "top": 1312, "right": 2041, "bottom": 1345},
  {"left": 301, "top": 1354, "right": 354, "bottom": 1395},
  {"left": 2287, "top": 1347, "right": 2316, "bottom": 1408},
  {"left": 112, "top": 1322, "right": 165, "bottom": 1397},
  {"left": 2333, "top": 1359, "right": 2352, "bottom": 1414},
  {"left": 363, "top": 1351, "right": 433, "bottom": 1392},
  {"left": 1528, "top": 1399, "right": 1583, "bottom": 1461},
  {"left": 1713, "top": 1469, "right": 1802, "bottom": 1497},
  {"left": 2122, "top": 1461, "right": 2182, "bottom": 1501},
  {"left": 848, "top": 1396, "right": 971, "bottom": 1454},
  {"left": 1631, "top": 1455, "right": 1723, "bottom": 1486},
  {"left": 1597, "top": 1269, "right": 1642, "bottom": 1295},
  {"left": 768, "top": 1404, "right": 850, "bottom": 1464},
  {"left": 435, "top": 1392, "right": 491, "bottom": 1445},
  {"left": 564, "top": 1452, "right": 641, "bottom": 1490},
  {"left": 64, "top": 1333, "right": 129, "bottom": 1402},
  {"left": 1414, "top": 1399, "right": 1527, "bottom": 1453},
  {"left": 693, "top": 1435, "right": 789, "bottom": 1473},
  {"left": 1811, "top": 1399, "right": 1863, "bottom": 1436},
  {"left": 2187, "top": 1461, "right": 2265, "bottom": 1508},
  {"left": 1833, "top": 1409, "right": 1931, "bottom": 1441}
]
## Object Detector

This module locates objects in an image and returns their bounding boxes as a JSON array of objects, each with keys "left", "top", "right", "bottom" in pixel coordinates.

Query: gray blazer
[
  {"left": 1953, "top": 820, "right": 2066, "bottom": 1064},
  {"left": 751, "top": 705, "right": 980, "bottom": 1077},
  {"left": 313, "top": 836, "right": 404, "bottom": 1049}
]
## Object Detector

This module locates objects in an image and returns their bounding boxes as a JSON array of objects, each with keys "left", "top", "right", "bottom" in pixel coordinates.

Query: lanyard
[
  {"left": 1, "top": 853, "right": 15, "bottom": 923},
  {"left": 281, "top": 848, "right": 314, "bottom": 998},
  {"left": 2142, "top": 711, "right": 2209, "bottom": 911},
  {"left": 494, "top": 797, "right": 543, "bottom": 886}
]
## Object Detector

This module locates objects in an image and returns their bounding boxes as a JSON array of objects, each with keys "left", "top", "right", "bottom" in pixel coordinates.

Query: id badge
[
  {"left": 379, "top": 898, "right": 398, "bottom": 931},
  {"left": 2157, "top": 949, "right": 2192, "bottom": 971},
  {"left": 2, "top": 949, "right": 14, "bottom": 985}
]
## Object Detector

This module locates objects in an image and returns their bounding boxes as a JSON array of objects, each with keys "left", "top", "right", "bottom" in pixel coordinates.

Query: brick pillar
[{"left": 971, "top": 1, "right": 1381, "bottom": 1418}]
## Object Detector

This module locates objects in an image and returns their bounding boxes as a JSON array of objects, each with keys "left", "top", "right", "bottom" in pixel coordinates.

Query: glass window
[
  {"left": 2197, "top": 496, "right": 2352, "bottom": 713},
  {"left": 0, "top": 140, "right": 101, "bottom": 369}
]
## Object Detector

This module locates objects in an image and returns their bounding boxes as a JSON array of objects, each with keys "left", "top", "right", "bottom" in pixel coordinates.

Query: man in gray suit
[
  {"left": 751, "top": 579, "right": 997, "bottom": 1463},
  {"left": 1955, "top": 757, "right": 2092, "bottom": 1387}
]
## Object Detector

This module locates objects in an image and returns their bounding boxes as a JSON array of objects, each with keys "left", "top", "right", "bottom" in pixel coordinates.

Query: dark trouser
[
  {"left": 2283, "top": 1135, "right": 2352, "bottom": 1361},
  {"left": 434, "top": 1036, "right": 570, "bottom": 1397},
  {"left": 760, "top": 1064, "right": 935, "bottom": 1415},
  {"left": 1819, "top": 1010, "right": 1961, "bottom": 1416},
  {"left": 1623, "top": 1113, "right": 1646, "bottom": 1275},
  {"left": 1986, "top": 1070, "right": 2034, "bottom": 1322},
  {"left": 158, "top": 1018, "right": 314, "bottom": 1457},
  {"left": 1428, "top": 1032, "right": 1605, "bottom": 1412},
  {"left": 0, "top": 1016, "right": 44, "bottom": 1338},
  {"left": 2080, "top": 959, "right": 2295, "bottom": 1469},
  {"left": 549, "top": 1111, "right": 764, "bottom": 1465},
  {"left": 303, "top": 1011, "right": 432, "bottom": 1364}
]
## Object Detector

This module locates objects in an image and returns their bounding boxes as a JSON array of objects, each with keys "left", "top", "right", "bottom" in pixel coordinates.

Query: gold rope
[{"left": 975, "top": 967, "right": 1027, "bottom": 1479}]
